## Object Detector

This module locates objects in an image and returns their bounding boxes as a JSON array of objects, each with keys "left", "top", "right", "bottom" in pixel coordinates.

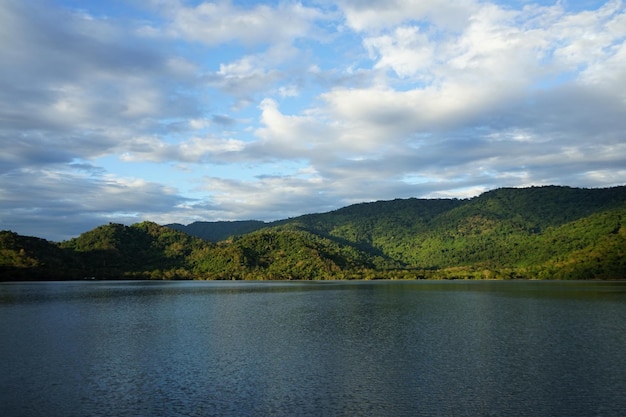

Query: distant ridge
[
  {"left": 168, "top": 185, "right": 626, "bottom": 242},
  {"left": 166, "top": 220, "right": 267, "bottom": 242},
  {"left": 2, "top": 185, "right": 625, "bottom": 280}
]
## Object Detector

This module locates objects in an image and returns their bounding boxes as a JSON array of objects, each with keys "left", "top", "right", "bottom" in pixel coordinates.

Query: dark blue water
[{"left": 1, "top": 280, "right": 625, "bottom": 416}]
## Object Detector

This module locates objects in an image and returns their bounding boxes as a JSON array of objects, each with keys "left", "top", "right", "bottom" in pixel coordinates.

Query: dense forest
[{"left": 2, "top": 185, "right": 625, "bottom": 281}]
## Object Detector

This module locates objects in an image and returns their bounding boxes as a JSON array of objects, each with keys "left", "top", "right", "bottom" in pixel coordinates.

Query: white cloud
[
  {"left": 120, "top": 135, "right": 246, "bottom": 163},
  {"left": 166, "top": 1, "right": 325, "bottom": 45},
  {"left": 195, "top": 173, "right": 334, "bottom": 221},
  {"left": 2, "top": 0, "right": 626, "bottom": 241},
  {"left": 0, "top": 167, "right": 188, "bottom": 240},
  {"left": 364, "top": 26, "right": 434, "bottom": 79},
  {"left": 250, "top": 98, "right": 330, "bottom": 160},
  {"left": 278, "top": 85, "right": 300, "bottom": 98},
  {"left": 338, "top": 0, "right": 477, "bottom": 32},
  {"left": 209, "top": 56, "right": 282, "bottom": 100}
]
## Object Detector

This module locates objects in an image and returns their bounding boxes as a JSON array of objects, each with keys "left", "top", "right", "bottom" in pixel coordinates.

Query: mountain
[
  {"left": 172, "top": 185, "right": 626, "bottom": 279},
  {"left": 0, "top": 231, "right": 79, "bottom": 280},
  {"left": 0, "top": 221, "right": 380, "bottom": 281},
  {"left": 269, "top": 186, "right": 626, "bottom": 274},
  {"left": 58, "top": 221, "right": 213, "bottom": 279},
  {"left": 1, "top": 185, "right": 625, "bottom": 281},
  {"left": 166, "top": 220, "right": 267, "bottom": 242},
  {"left": 191, "top": 225, "right": 391, "bottom": 280}
]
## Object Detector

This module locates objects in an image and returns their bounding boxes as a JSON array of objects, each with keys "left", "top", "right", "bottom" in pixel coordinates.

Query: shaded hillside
[
  {"left": 59, "top": 221, "right": 212, "bottom": 279},
  {"left": 167, "top": 220, "right": 267, "bottom": 242},
  {"left": 1, "top": 222, "right": 385, "bottom": 281},
  {"left": 192, "top": 225, "right": 395, "bottom": 280},
  {"left": 0, "top": 231, "right": 79, "bottom": 280}
]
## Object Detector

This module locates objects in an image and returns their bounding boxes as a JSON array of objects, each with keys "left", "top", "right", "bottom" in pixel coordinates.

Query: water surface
[{"left": 1, "top": 280, "right": 625, "bottom": 416}]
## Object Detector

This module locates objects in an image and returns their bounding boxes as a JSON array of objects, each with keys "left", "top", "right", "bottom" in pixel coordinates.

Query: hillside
[
  {"left": 1, "top": 222, "right": 381, "bottom": 281},
  {"left": 58, "top": 221, "right": 214, "bottom": 279},
  {"left": 0, "top": 231, "right": 79, "bottom": 280},
  {"left": 191, "top": 225, "right": 393, "bottom": 280},
  {"left": 167, "top": 220, "right": 267, "bottom": 242},
  {"left": 1, "top": 185, "right": 625, "bottom": 280},
  {"left": 276, "top": 185, "right": 626, "bottom": 271}
]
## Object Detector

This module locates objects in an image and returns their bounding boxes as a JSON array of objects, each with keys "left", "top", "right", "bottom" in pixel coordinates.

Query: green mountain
[
  {"left": 1, "top": 186, "right": 625, "bottom": 281},
  {"left": 279, "top": 185, "right": 626, "bottom": 279},
  {"left": 167, "top": 220, "right": 267, "bottom": 242},
  {"left": 0, "top": 231, "right": 79, "bottom": 280},
  {"left": 58, "top": 221, "right": 213, "bottom": 279},
  {"left": 192, "top": 225, "right": 390, "bottom": 280}
]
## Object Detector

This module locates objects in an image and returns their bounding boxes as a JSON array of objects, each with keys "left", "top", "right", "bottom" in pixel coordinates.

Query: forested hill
[
  {"left": 169, "top": 186, "right": 626, "bottom": 242},
  {"left": 279, "top": 185, "right": 626, "bottom": 278},
  {"left": 1, "top": 185, "right": 625, "bottom": 280},
  {"left": 167, "top": 220, "right": 267, "bottom": 242}
]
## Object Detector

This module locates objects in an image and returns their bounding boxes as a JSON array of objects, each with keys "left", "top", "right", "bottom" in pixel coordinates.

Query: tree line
[{"left": 1, "top": 185, "right": 625, "bottom": 280}]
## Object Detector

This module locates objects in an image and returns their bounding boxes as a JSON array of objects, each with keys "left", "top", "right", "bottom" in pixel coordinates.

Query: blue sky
[{"left": 1, "top": 0, "right": 625, "bottom": 241}]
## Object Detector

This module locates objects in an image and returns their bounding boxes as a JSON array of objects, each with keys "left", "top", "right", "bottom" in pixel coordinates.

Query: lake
[{"left": 1, "top": 280, "right": 625, "bottom": 416}]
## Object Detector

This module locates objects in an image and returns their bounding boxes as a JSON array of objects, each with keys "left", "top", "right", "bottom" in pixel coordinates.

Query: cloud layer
[{"left": 1, "top": 0, "right": 625, "bottom": 240}]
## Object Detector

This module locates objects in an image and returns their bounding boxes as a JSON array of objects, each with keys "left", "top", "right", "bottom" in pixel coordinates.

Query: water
[{"left": 1, "top": 280, "right": 625, "bottom": 416}]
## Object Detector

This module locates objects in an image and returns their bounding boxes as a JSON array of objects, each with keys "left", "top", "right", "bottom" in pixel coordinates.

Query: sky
[{"left": 1, "top": 0, "right": 625, "bottom": 241}]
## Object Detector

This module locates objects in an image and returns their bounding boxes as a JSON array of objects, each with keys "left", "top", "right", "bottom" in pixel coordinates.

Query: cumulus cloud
[
  {"left": 165, "top": 1, "right": 325, "bottom": 46},
  {"left": 338, "top": 0, "right": 476, "bottom": 32},
  {"left": 120, "top": 135, "right": 246, "bottom": 163},
  {"left": 0, "top": 0, "right": 203, "bottom": 157},
  {"left": 0, "top": 167, "right": 189, "bottom": 241},
  {"left": 195, "top": 172, "right": 335, "bottom": 222},
  {"left": 1, "top": 0, "right": 625, "bottom": 240}
]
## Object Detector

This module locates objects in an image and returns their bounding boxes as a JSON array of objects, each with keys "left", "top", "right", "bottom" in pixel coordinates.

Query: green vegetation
[
  {"left": 1, "top": 186, "right": 625, "bottom": 281},
  {"left": 167, "top": 220, "right": 266, "bottom": 242},
  {"left": 0, "top": 231, "right": 79, "bottom": 280},
  {"left": 192, "top": 225, "right": 390, "bottom": 280}
]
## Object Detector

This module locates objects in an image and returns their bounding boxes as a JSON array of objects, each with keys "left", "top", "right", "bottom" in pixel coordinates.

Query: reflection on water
[{"left": 1, "top": 280, "right": 625, "bottom": 416}]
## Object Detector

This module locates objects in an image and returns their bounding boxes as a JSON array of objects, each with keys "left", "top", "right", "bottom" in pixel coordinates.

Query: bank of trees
[{"left": 1, "top": 186, "right": 625, "bottom": 281}]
